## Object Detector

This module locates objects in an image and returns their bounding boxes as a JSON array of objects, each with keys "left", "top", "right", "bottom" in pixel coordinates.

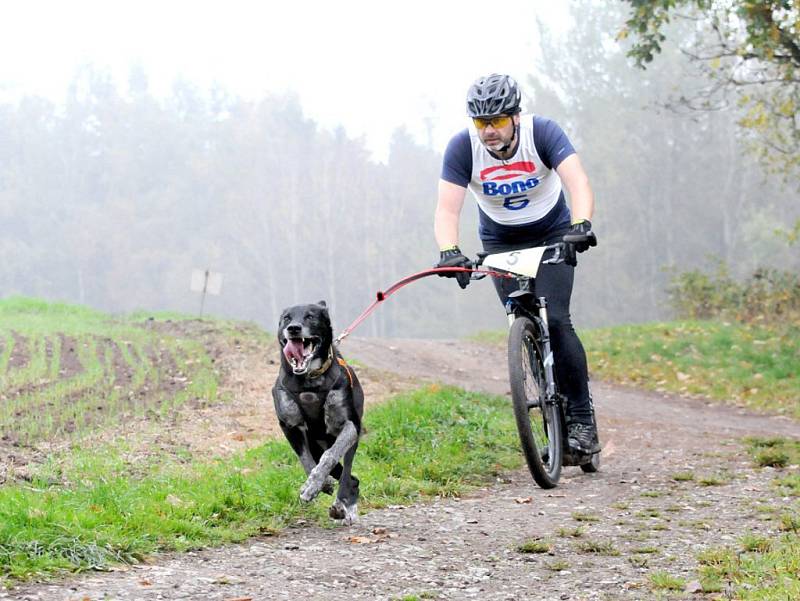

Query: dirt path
[{"left": 8, "top": 337, "right": 799, "bottom": 601}]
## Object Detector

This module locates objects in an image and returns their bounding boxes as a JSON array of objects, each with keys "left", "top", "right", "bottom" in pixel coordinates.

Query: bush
[{"left": 667, "top": 261, "right": 800, "bottom": 324}]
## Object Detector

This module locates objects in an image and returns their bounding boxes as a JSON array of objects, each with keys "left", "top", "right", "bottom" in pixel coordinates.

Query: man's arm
[
  {"left": 434, "top": 179, "right": 467, "bottom": 249},
  {"left": 555, "top": 154, "right": 594, "bottom": 223}
]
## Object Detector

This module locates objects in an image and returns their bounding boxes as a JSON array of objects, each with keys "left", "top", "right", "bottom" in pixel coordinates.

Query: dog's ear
[{"left": 316, "top": 301, "right": 331, "bottom": 328}]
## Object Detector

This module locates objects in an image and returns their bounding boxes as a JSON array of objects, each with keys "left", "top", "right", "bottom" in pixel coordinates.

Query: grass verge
[
  {"left": 690, "top": 437, "right": 800, "bottom": 599},
  {"left": 0, "top": 385, "right": 520, "bottom": 582},
  {"left": 474, "top": 320, "right": 799, "bottom": 418},
  {"left": 582, "top": 320, "right": 799, "bottom": 417}
]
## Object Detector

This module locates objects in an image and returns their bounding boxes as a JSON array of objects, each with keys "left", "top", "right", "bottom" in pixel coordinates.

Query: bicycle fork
[
  {"left": 506, "top": 294, "right": 558, "bottom": 408},
  {"left": 533, "top": 296, "right": 558, "bottom": 403}
]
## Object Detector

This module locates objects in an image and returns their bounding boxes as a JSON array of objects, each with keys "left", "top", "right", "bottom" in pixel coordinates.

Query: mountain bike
[{"left": 473, "top": 242, "right": 600, "bottom": 489}]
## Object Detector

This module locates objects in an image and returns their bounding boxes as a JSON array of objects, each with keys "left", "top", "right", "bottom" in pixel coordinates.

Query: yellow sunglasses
[{"left": 472, "top": 115, "right": 512, "bottom": 130}]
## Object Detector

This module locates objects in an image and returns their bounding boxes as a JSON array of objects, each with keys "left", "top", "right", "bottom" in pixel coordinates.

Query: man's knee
[{"left": 547, "top": 311, "right": 574, "bottom": 334}]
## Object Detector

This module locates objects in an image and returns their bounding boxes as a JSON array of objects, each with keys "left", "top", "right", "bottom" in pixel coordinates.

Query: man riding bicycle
[{"left": 434, "top": 73, "right": 600, "bottom": 455}]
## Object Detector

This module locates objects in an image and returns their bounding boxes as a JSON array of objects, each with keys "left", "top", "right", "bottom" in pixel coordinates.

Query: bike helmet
[{"left": 466, "top": 73, "right": 521, "bottom": 118}]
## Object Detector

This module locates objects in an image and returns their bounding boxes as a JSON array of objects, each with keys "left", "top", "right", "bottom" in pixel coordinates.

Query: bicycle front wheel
[{"left": 508, "top": 317, "right": 563, "bottom": 488}]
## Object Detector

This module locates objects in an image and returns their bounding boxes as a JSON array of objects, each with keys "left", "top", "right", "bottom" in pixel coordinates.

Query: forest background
[{"left": 2, "top": 1, "right": 798, "bottom": 338}]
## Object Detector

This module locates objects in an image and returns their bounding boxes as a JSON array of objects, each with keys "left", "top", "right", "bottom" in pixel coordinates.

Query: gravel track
[{"left": 8, "top": 337, "right": 798, "bottom": 601}]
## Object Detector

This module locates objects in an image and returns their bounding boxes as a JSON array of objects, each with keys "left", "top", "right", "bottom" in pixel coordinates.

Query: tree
[{"left": 619, "top": 0, "right": 800, "bottom": 179}]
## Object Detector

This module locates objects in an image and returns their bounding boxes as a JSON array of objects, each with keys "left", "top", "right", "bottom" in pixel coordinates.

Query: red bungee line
[{"left": 333, "top": 266, "right": 514, "bottom": 345}]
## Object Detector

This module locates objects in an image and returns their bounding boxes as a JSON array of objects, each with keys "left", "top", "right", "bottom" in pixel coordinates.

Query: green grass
[
  {"left": 0, "top": 385, "right": 521, "bottom": 582},
  {"left": 746, "top": 436, "right": 800, "bottom": 470},
  {"left": 556, "top": 526, "right": 584, "bottom": 538},
  {"left": 0, "top": 297, "right": 228, "bottom": 444},
  {"left": 582, "top": 320, "right": 800, "bottom": 418},
  {"left": 571, "top": 511, "right": 600, "bottom": 522},
  {"left": 469, "top": 330, "right": 507, "bottom": 346},
  {"left": 472, "top": 320, "right": 799, "bottom": 417},
  {"left": 648, "top": 570, "right": 685, "bottom": 591},
  {"left": 697, "top": 473, "right": 731, "bottom": 487},
  {"left": 687, "top": 437, "right": 800, "bottom": 599},
  {"left": 575, "top": 539, "right": 620, "bottom": 556},
  {"left": 517, "top": 538, "right": 552, "bottom": 554}
]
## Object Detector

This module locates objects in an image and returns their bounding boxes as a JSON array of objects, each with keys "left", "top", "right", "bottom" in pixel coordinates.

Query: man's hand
[
  {"left": 562, "top": 220, "right": 597, "bottom": 266},
  {"left": 435, "top": 246, "right": 472, "bottom": 289}
]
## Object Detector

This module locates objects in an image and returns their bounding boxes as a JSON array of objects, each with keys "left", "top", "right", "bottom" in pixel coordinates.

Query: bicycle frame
[
  {"left": 476, "top": 242, "right": 567, "bottom": 408},
  {"left": 476, "top": 242, "right": 597, "bottom": 470}
]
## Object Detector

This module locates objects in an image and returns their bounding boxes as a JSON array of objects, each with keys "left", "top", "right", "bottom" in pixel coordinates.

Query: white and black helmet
[{"left": 466, "top": 73, "right": 521, "bottom": 118}]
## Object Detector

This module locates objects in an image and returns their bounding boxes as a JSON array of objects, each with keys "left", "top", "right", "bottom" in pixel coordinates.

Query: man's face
[{"left": 474, "top": 113, "right": 519, "bottom": 152}]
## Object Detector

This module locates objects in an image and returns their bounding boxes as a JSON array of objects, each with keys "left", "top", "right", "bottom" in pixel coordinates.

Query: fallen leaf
[
  {"left": 603, "top": 439, "right": 617, "bottom": 458},
  {"left": 514, "top": 497, "right": 532, "bottom": 504},
  {"left": 139, "top": 579, "right": 152, "bottom": 586},
  {"left": 346, "top": 536, "right": 374, "bottom": 544},
  {"left": 166, "top": 494, "right": 186, "bottom": 507}
]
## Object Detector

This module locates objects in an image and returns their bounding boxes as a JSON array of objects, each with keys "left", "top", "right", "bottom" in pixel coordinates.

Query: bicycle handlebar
[{"left": 471, "top": 242, "right": 568, "bottom": 280}]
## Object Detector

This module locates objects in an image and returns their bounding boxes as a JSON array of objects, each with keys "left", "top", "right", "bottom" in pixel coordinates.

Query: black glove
[
  {"left": 562, "top": 220, "right": 597, "bottom": 266},
  {"left": 435, "top": 246, "right": 472, "bottom": 289}
]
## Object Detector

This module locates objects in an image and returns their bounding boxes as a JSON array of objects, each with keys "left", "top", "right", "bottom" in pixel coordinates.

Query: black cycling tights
[{"left": 489, "top": 257, "right": 594, "bottom": 425}]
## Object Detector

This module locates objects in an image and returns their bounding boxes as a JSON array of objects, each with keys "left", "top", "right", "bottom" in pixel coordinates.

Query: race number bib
[{"left": 482, "top": 247, "right": 547, "bottom": 278}]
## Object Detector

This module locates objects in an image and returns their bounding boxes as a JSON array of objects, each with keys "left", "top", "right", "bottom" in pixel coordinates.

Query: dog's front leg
[
  {"left": 273, "top": 387, "right": 335, "bottom": 495},
  {"left": 299, "top": 420, "right": 357, "bottom": 503}
]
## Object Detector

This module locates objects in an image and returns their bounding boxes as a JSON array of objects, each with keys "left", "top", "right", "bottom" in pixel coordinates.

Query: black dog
[{"left": 272, "top": 301, "right": 364, "bottom": 524}]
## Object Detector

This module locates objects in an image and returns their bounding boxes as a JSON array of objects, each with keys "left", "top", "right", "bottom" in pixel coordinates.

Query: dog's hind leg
[
  {"left": 329, "top": 443, "right": 360, "bottom": 525},
  {"left": 299, "top": 421, "right": 357, "bottom": 503}
]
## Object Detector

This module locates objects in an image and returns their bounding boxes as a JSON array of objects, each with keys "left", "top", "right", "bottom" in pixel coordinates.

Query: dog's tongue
[{"left": 283, "top": 339, "right": 305, "bottom": 363}]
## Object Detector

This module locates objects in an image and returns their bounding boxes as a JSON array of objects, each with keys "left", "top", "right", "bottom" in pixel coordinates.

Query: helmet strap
[{"left": 491, "top": 124, "right": 519, "bottom": 157}]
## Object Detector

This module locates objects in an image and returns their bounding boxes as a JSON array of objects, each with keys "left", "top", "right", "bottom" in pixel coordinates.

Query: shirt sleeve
[
  {"left": 532, "top": 116, "right": 576, "bottom": 170},
  {"left": 440, "top": 130, "right": 472, "bottom": 187}
]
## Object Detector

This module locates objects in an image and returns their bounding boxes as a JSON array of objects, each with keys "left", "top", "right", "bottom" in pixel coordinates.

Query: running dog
[{"left": 272, "top": 300, "right": 363, "bottom": 524}]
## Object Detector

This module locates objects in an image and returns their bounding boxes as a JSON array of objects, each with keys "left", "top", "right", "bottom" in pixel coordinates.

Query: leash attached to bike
[
  {"left": 333, "top": 266, "right": 513, "bottom": 345},
  {"left": 333, "top": 241, "right": 601, "bottom": 488}
]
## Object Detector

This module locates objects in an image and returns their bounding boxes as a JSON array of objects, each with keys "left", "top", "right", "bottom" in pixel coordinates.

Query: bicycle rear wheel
[{"left": 508, "top": 317, "right": 562, "bottom": 488}]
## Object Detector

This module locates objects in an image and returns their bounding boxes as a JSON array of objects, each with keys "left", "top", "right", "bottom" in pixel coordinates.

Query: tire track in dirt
[{"left": 8, "top": 337, "right": 799, "bottom": 601}]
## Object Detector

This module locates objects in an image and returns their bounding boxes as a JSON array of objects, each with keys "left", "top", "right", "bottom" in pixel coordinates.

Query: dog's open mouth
[{"left": 282, "top": 336, "right": 320, "bottom": 374}]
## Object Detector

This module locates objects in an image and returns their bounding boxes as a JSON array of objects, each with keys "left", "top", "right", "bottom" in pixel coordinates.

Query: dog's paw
[
  {"left": 299, "top": 482, "right": 318, "bottom": 503},
  {"left": 329, "top": 500, "right": 358, "bottom": 525},
  {"left": 322, "top": 476, "right": 336, "bottom": 496},
  {"left": 299, "top": 472, "right": 326, "bottom": 503}
]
